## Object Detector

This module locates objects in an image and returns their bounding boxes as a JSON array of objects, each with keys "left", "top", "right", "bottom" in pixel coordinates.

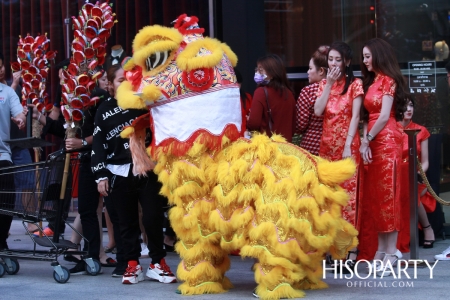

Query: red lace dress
[
  {"left": 317, "top": 77, "right": 364, "bottom": 227},
  {"left": 397, "top": 121, "right": 436, "bottom": 252},
  {"left": 358, "top": 74, "right": 403, "bottom": 260}
]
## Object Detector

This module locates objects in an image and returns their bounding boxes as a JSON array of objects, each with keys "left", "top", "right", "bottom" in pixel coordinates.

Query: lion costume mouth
[{"left": 145, "top": 50, "right": 171, "bottom": 71}]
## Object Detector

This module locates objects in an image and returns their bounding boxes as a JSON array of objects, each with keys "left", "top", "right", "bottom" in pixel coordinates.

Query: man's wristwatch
[
  {"left": 367, "top": 133, "right": 374, "bottom": 142},
  {"left": 82, "top": 138, "right": 88, "bottom": 147}
]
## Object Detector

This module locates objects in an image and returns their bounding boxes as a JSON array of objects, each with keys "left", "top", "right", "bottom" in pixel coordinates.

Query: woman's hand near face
[{"left": 326, "top": 66, "right": 341, "bottom": 86}]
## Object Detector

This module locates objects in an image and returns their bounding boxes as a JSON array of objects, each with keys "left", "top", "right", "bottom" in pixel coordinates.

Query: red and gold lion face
[
  {"left": 117, "top": 14, "right": 239, "bottom": 107},
  {"left": 118, "top": 15, "right": 242, "bottom": 158}
]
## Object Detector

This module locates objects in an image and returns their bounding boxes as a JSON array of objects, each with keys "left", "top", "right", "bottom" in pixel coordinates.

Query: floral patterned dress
[
  {"left": 317, "top": 77, "right": 364, "bottom": 227},
  {"left": 363, "top": 74, "right": 403, "bottom": 232}
]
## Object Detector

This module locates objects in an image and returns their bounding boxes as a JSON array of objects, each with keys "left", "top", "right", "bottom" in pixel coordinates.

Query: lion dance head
[{"left": 118, "top": 14, "right": 242, "bottom": 174}]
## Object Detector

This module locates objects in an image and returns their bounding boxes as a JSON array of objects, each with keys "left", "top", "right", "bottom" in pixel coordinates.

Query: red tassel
[{"left": 129, "top": 129, "right": 155, "bottom": 176}]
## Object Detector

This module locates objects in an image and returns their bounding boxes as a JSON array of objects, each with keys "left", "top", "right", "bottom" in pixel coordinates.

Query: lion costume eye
[
  {"left": 132, "top": 25, "right": 183, "bottom": 76},
  {"left": 145, "top": 50, "right": 170, "bottom": 71}
]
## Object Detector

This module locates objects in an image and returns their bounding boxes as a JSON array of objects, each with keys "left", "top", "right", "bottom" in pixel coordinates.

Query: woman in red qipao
[
  {"left": 397, "top": 99, "right": 436, "bottom": 251},
  {"left": 314, "top": 41, "right": 363, "bottom": 269},
  {"left": 359, "top": 38, "right": 408, "bottom": 275}
]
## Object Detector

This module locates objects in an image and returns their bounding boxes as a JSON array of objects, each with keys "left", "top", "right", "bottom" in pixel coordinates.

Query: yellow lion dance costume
[{"left": 117, "top": 15, "right": 358, "bottom": 299}]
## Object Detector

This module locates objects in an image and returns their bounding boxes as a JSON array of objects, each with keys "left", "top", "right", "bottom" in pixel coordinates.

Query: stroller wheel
[
  {"left": 4, "top": 258, "right": 20, "bottom": 275},
  {"left": 85, "top": 258, "right": 101, "bottom": 276},
  {"left": 0, "top": 262, "right": 5, "bottom": 277},
  {"left": 53, "top": 266, "right": 70, "bottom": 283}
]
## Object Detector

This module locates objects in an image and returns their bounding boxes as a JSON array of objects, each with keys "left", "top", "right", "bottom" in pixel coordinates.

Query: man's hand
[
  {"left": 11, "top": 112, "right": 26, "bottom": 130},
  {"left": 11, "top": 71, "right": 22, "bottom": 90},
  {"left": 11, "top": 117, "right": 24, "bottom": 129},
  {"left": 12, "top": 71, "right": 22, "bottom": 84},
  {"left": 27, "top": 104, "right": 39, "bottom": 120},
  {"left": 65, "top": 138, "right": 83, "bottom": 151}
]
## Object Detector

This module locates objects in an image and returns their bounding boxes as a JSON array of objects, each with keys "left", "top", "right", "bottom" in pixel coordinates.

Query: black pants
[
  {"left": 109, "top": 169, "right": 167, "bottom": 264},
  {"left": 103, "top": 194, "right": 123, "bottom": 264},
  {"left": 0, "top": 160, "right": 15, "bottom": 249},
  {"left": 164, "top": 214, "right": 176, "bottom": 238},
  {"left": 77, "top": 157, "right": 100, "bottom": 260}
]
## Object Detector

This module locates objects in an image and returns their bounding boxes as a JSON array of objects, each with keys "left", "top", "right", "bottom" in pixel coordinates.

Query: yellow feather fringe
[
  {"left": 220, "top": 42, "right": 238, "bottom": 67},
  {"left": 177, "top": 281, "right": 227, "bottom": 295},
  {"left": 317, "top": 157, "right": 356, "bottom": 186},
  {"left": 254, "top": 283, "right": 305, "bottom": 299},
  {"left": 133, "top": 25, "right": 183, "bottom": 51},
  {"left": 176, "top": 37, "right": 224, "bottom": 71},
  {"left": 142, "top": 84, "right": 162, "bottom": 103},
  {"left": 120, "top": 126, "right": 134, "bottom": 139},
  {"left": 117, "top": 81, "right": 147, "bottom": 110},
  {"left": 153, "top": 133, "right": 358, "bottom": 298}
]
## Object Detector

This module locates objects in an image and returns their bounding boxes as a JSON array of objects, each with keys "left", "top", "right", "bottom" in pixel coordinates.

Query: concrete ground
[{"left": 1, "top": 218, "right": 450, "bottom": 300}]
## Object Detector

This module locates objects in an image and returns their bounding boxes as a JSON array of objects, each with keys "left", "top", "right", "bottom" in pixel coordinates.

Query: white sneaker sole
[
  {"left": 434, "top": 256, "right": 450, "bottom": 260},
  {"left": 122, "top": 271, "right": 144, "bottom": 284},
  {"left": 146, "top": 269, "right": 177, "bottom": 283}
]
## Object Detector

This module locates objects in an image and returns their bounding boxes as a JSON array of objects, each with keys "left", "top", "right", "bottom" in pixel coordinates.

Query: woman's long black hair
[
  {"left": 328, "top": 41, "right": 355, "bottom": 95},
  {"left": 360, "top": 38, "right": 408, "bottom": 121}
]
